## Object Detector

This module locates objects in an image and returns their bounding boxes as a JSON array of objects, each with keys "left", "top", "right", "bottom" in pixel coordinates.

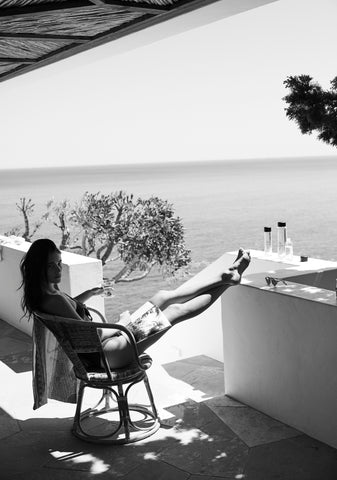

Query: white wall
[
  {"left": 222, "top": 252, "right": 337, "bottom": 449},
  {"left": 0, "top": 239, "right": 104, "bottom": 336}
]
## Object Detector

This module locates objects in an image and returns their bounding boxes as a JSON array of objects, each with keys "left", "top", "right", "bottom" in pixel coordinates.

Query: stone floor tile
[
  {"left": 44, "top": 431, "right": 179, "bottom": 476},
  {"left": 0, "top": 337, "right": 30, "bottom": 357},
  {"left": 159, "top": 401, "right": 249, "bottom": 477},
  {"left": 0, "top": 430, "right": 69, "bottom": 477},
  {"left": 244, "top": 435, "right": 337, "bottom": 480},
  {"left": 133, "top": 362, "right": 216, "bottom": 408},
  {"left": 45, "top": 449, "right": 139, "bottom": 476},
  {"left": 18, "top": 416, "right": 74, "bottom": 432},
  {"left": 209, "top": 406, "right": 300, "bottom": 447},
  {"left": 0, "top": 319, "right": 23, "bottom": 337},
  {"left": 7, "top": 469, "right": 100, "bottom": 480},
  {"left": 179, "top": 355, "right": 224, "bottom": 368},
  {"left": 166, "top": 401, "right": 239, "bottom": 439},
  {"left": 0, "top": 351, "right": 32, "bottom": 373},
  {"left": 0, "top": 413, "right": 21, "bottom": 439},
  {"left": 122, "top": 459, "right": 190, "bottom": 480},
  {"left": 163, "top": 356, "right": 224, "bottom": 399},
  {"left": 160, "top": 434, "right": 248, "bottom": 477},
  {"left": 7, "top": 328, "right": 31, "bottom": 344},
  {"left": 205, "top": 394, "right": 245, "bottom": 409}
]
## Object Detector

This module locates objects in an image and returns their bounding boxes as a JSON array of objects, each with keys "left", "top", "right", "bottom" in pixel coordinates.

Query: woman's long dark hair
[{"left": 20, "top": 238, "right": 60, "bottom": 318}]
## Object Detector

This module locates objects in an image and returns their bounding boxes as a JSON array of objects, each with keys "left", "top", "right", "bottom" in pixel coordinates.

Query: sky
[{"left": 1, "top": 0, "right": 337, "bottom": 170}]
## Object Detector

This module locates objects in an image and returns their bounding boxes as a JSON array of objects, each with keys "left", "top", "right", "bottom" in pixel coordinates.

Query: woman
[{"left": 20, "top": 238, "right": 250, "bottom": 369}]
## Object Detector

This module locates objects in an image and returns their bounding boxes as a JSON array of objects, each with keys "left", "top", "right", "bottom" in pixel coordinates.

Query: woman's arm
[{"left": 74, "top": 287, "right": 103, "bottom": 304}]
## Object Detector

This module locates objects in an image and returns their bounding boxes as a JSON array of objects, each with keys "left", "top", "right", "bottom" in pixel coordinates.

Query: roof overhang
[{"left": 0, "top": 0, "right": 279, "bottom": 83}]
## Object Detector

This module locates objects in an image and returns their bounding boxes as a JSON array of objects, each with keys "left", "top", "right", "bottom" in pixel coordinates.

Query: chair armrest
[{"left": 87, "top": 306, "right": 108, "bottom": 323}]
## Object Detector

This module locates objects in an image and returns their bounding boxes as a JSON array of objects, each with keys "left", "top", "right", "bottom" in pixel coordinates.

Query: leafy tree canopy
[
  {"left": 8, "top": 191, "right": 192, "bottom": 284},
  {"left": 283, "top": 75, "right": 337, "bottom": 147}
]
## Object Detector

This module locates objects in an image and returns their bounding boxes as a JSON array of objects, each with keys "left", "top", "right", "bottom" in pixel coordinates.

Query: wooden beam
[
  {"left": 0, "top": 0, "right": 222, "bottom": 83},
  {"left": 88, "top": 0, "right": 170, "bottom": 14},
  {"left": 0, "top": 1, "right": 93, "bottom": 18},
  {"left": 0, "top": 0, "right": 168, "bottom": 19},
  {"left": 0, "top": 33, "right": 91, "bottom": 43},
  {"left": 0, "top": 57, "right": 37, "bottom": 64}
]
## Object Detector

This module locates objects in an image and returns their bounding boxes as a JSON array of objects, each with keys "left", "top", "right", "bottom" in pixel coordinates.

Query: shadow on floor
[{"left": 1, "top": 318, "right": 337, "bottom": 479}]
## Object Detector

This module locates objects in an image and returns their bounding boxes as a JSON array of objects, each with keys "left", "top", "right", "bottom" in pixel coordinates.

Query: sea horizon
[{"left": 1, "top": 153, "right": 337, "bottom": 173}]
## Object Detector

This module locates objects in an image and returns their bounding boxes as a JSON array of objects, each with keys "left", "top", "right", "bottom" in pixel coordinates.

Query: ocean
[{"left": 1, "top": 156, "right": 337, "bottom": 315}]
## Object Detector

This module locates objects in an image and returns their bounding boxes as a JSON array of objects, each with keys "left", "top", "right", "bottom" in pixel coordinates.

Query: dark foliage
[{"left": 283, "top": 75, "right": 337, "bottom": 147}]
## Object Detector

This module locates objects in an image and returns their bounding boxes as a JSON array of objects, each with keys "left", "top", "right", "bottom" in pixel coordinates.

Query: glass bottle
[
  {"left": 264, "top": 227, "right": 272, "bottom": 256},
  {"left": 277, "top": 221, "right": 287, "bottom": 259},
  {"left": 285, "top": 237, "right": 293, "bottom": 261}
]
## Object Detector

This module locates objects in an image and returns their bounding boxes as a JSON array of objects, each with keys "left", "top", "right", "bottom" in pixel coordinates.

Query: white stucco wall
[
  {"left": 0, "top": 238, "right": 104, "bottom": 336},
  {"left": 222, "top": 251, "right": 337, "bottom": 449}
]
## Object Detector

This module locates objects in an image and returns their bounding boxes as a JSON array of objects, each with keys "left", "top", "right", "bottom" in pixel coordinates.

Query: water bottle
[
  {"left": 285, "top": 237, "right": 293, "bottom": 261},
  {"left": 264, "top": 227, "right": 272, "bottom": 256},
  {"left": 277, "top": 221, "right": 287, "bottom": 259}
]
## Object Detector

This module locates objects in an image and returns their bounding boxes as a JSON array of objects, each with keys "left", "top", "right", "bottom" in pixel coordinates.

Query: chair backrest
[
  {"left": 33, "top": 311, "right": 142, "bottom": 382},
  {"left": 33, "top": 312, "right": 111, "bottom": 381}
]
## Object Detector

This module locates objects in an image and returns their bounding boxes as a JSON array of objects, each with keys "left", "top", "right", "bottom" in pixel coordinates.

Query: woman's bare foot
[{"left": 223, "top": 249, "right": 251, "bottom": 285}]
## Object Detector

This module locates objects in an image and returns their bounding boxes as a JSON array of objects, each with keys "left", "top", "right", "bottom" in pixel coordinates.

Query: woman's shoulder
[{"left": 40, "top": 292, "right": 75, "bottom": 316}]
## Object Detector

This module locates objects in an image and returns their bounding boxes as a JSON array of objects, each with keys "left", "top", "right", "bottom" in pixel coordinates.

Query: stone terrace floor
[{"left": 1, "top": 318, "right": 337, "bottom": 480}]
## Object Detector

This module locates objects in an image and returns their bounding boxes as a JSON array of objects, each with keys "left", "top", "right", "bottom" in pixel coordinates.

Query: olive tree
[
  {"left": 5, "top": 198, "right": 47, "bottom": 240},
  {"left": 9, "top": 191, "right": 191, "bottom": 283},
  {"left": 70, "top": 191, "right": 191, "bottom": 283}
]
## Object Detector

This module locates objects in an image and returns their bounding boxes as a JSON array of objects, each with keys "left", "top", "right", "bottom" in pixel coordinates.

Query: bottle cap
[
  {"left": 277, "top": 222, "right": 286, "bottom": 227},
  {"left": 264, "top": 227, "right": 271, "bottom": 232}
]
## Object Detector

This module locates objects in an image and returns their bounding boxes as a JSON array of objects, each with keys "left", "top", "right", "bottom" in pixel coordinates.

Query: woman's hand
[
  {"left": 90, "top": 286, "right": 104, "bottom": 296},
  {"left": 74, "top": 286, "right": 104, "bottom": 303}
]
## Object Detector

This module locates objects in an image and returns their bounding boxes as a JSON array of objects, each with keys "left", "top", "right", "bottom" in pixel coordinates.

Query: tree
[
  {"left": 5, "top": 198, "right": 46, "bottom": 240},
  {"left": 70, "top": 191, "right": 191, "bottom": 283},
  {"left": 9, "top": 191, "right": 192, "bottom": 284},
  {"left": 283, "top": 75, "right": 337, "bottom": 147},
  {"left": 45, "top": 199, "right": 72, "bottom": 250}
]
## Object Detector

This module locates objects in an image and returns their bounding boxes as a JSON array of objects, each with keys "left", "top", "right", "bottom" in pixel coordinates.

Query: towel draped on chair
[{"left": 32, "top": 318, "right": 78, "bottom": 409}]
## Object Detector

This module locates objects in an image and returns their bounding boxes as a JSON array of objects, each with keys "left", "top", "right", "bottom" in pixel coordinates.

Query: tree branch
[{"left": 117, "top": 270, "right": 151, "bottom": 282}]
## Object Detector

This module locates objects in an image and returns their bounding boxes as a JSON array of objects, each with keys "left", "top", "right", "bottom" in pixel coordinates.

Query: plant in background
[
  {"left": 283, "top": 75, "right": 337, "bottom": 146},
  {"left": 9, "top": 191, "right": 191, "bottom": 284},
  {"left": 71, "top": 191, "right": 191, "bottom": 283},
  {"left": 5, "top": 198, "right": 47, "bottom": 240},
  {"left": 46, "top": 199, "right": 72, "bottom": 250},
  {"left": 115, "top": 195, "right": 191, "bottom": 282}
]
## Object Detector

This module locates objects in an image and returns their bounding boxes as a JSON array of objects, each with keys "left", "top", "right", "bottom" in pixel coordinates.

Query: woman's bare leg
[
  {"left": 103, "top": 249, "right": 251, "bottom": 367},
  {"left": 150, "top": 249, "right": 250, "bottom": 310},
  {"left": 103, "top": 284, "right": 230, "bottom": 366},
  {"left": 136, "top": 284, "right": 230, "bottom": 354}
]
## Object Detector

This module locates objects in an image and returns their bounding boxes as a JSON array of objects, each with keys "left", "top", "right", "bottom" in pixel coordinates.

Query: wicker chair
[{"left": 33, "top": 309, "right": 160, "bottom": 444}]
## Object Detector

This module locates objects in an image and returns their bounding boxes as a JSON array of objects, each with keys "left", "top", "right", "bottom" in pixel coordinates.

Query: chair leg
[
  {"left": 72, "top": 376, "right": 160, "bottom": 444},
  {"left": 72, "top": 381, "right": 86, "bottom": 436},
  {"left": 143, "top": 373, "right": 158, "bottom": 418},
  {"left": 117, "top": 383, "right": 131, "bottom": 441}
]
